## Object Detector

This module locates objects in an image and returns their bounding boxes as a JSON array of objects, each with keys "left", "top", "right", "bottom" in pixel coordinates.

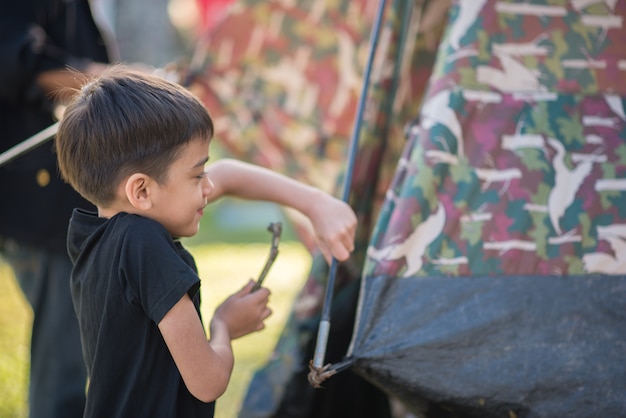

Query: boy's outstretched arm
[
  {"left": 206, "top": 159, "right": 358, "bottom": 262},
  {"left": 158, "top": 280, "right": 271, "bottom": 403}
]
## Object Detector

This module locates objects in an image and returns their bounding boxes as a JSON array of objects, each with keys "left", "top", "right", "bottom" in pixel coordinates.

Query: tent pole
[
  {"left": 0, "top": 122, "right": 60, "bottom": 168},
  {"left": 309, "top": 0, "right": 389, "bottom": 380}
]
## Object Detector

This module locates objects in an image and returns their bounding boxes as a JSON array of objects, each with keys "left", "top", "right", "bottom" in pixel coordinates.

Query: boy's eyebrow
[{"left": 194, "top": 157, "right": 209, "bottom": 169}]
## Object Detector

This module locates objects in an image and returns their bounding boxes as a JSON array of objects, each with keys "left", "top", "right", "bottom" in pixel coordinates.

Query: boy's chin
[{"left": 170, "top": 225, "right": 199, "bottom": 239}]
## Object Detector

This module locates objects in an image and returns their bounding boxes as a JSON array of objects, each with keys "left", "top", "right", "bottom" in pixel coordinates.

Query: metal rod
[
  {"left": 252, "top": 222, "right": 282, "bottom": 292},
  {"left": 311, "top": 0, "right": 388, "bottom": 370},
  {"left": 0, "top": 121, "right": 60, "bottom": 168}
]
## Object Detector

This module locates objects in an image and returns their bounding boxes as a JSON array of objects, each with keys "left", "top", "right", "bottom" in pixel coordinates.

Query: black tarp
[{"left": 347, "top": 275, "right": 626, "bottom": 417}]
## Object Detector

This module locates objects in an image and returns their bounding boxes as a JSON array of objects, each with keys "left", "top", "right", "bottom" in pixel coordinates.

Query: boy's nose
[{"left": 203, "top": 175, "right": 215, "bottom": 196}]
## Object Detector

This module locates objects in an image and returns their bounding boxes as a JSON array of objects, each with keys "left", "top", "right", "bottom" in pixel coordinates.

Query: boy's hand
[
  {"left": 211, "top": 280, "right": 272, "bottom": 340},
  {"left": 307, "top": 193, "right": 357, "bottom": 264}
]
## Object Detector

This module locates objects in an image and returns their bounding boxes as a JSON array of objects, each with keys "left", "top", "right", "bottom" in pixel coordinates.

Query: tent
[{"left": 191, "top": 0, "right": 626, "bottom": 416}]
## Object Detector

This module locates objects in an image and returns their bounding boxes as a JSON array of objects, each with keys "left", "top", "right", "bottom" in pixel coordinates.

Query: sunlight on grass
[
  {"left": 0, "top": 242, "right": 310, "bottom": 418},
  {"left": 0, "top": 262, "right": 31, "bottom": 418}
]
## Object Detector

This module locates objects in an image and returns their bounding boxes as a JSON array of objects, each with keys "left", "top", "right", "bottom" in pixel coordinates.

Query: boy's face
[{"left": 147, "top": 137, "right": 213, "bottom": 237}]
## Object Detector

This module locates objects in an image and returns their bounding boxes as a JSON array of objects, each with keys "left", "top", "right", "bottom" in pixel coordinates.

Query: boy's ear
[{"left": 125, "top": 173, "right": 153, "bottom": 210}]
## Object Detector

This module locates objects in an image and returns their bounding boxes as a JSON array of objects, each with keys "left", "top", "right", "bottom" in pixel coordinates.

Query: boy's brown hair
[{"left": 56, "top": 66, "right": 214, "bottom": 207}]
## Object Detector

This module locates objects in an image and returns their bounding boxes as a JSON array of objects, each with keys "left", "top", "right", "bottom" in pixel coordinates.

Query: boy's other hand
[
  {"left": 308, "top": 194, "right": 357, "bottom": 264},
  {"left": 212, "top": 280, "right": 272, "bottom": 340}
]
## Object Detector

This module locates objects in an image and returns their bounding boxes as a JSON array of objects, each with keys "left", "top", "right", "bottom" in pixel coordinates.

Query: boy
[{"left": 54, "top": 66, "right": 357, "bottom": 417}]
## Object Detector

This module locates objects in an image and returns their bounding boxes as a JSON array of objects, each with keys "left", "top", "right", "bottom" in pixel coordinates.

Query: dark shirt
[
  {"left": 0, "top": 0, "right": 110, "bottom": 252},
  {"left": 67, "top": 209, "right": 215, "bottom": 417}
]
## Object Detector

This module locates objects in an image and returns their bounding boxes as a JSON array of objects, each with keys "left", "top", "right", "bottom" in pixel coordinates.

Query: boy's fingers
[
  {"left": 238, "top": 279, "right": 255, "bottom": 294},
  {"left": 329, "top": 243, "right": 346, "bottom": 261},
  {"left": 333, "top": 218, "right": 356, "bottom": 257},
  {"left": 341, "top": 227, "right": 356, "bottom": 252},
  {"left": 248, "top": 286, "right": 270, "bottom": 303},
  {"left": 256, "top": 307, "right": 272, "bottom": 330}
]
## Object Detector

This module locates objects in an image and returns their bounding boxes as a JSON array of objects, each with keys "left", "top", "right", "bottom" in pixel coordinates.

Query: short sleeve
[{"left": 118, "top": 218, "right": 200, "bottom": 324}]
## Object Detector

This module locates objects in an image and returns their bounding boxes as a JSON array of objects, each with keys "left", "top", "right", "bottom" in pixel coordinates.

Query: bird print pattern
[{"left": 366, "top": 0, "right": 626, "bottom": 277}]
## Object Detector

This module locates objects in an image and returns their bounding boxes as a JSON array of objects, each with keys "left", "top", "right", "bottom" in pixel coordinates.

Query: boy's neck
[{"left": 98, "top": 202, "right": 140, "bottom": 219}]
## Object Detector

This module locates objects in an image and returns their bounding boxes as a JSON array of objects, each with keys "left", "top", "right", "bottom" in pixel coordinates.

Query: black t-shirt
[{"left": 67, "top": 209, "right": 215, "bottom": 417}]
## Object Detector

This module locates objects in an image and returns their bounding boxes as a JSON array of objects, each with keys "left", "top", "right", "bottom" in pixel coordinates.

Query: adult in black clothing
[{"left": 0, "top": 1, "right": 114, "bottom": 416}]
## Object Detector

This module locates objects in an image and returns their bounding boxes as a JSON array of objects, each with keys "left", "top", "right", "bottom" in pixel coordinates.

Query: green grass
[
  {"left": 0, "top": 262, "right": 30, "bottom": 418},
  {"left": 0, "top": 241, "right": 311, "bottom": 418}
]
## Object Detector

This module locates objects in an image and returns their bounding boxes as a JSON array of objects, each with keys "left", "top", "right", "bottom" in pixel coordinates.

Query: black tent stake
[{"left": 308, "top": 0, "right": 389, "bottom": 386}]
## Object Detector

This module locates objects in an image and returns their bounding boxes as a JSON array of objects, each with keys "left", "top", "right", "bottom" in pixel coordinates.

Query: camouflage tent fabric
[
  {"left": 191, "top": 0, "right": 387, "bottom": 203},
  {"left": 189, "top": 0, "right": 442, "bottom": 416},
  {"left": 344, "top": 0, "right": 626, "bottom": 416}
]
